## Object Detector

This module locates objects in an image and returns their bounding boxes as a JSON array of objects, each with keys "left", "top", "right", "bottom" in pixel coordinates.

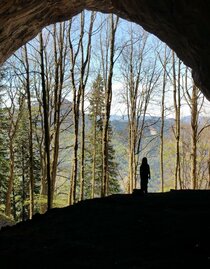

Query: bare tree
[
  {"left": 184, "top": 67, "right": 207, "bottom": 189},
  {"left": 79, "top": 12, "right": 95, "bottom": 201},
  {"left": 121, "top": 26, "right": 147, "bottom": 193},
  {"left": 23, "top": 45, "right": 35, "bottom": 219},
  {"left": 159, "top": 45, "right": 168, "bottom": 192},
  {"left": 100, "top": 14, "right": 119, "bottom": 197},
  {"left": 50, "top": 22, "right": 69, "bottom": 204},
  {"left": 172, "top": 51, "right": 181, "bottom": 189},
  {"left": 121, "top": 27, "right": 160, "bottom": 193},
  {"left": 39, "top": 31, "right": 51, "bottom": 210},
  {"left": 68, "top": 11, "right": 95, "bottom": 204}
]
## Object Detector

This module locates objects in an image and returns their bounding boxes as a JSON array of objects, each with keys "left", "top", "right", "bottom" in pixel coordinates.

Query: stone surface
[{"left": 1, "top": 1, "right": 210, "bottom": 98}]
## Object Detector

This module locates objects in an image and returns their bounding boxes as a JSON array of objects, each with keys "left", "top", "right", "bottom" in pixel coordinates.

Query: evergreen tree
[
  {"left": 0, "top": 107, "right": 9, "bottom": 208},
  {"left": 85, "top": 74, "right": 120, "bottom": 198},
  {"left": 13, "top": 100, "right": 41, "bottom": 221},
  {"left": 0, "top": 68, "right": 9, "bottom": 210}
]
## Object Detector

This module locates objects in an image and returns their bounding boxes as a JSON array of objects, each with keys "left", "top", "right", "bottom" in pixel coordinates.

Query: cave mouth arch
[{"left": 1, "top": 1, "right": 210, "bottom": 98}]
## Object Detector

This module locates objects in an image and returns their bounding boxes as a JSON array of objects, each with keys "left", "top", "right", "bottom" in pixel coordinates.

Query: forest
[{"left": 0, "top": 11, "right": 210, "bottom": 222}]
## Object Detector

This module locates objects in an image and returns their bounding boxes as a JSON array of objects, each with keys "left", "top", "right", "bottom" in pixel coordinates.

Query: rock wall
[{"left": 1, "top": 0, "right": 210, "bottom": 98}]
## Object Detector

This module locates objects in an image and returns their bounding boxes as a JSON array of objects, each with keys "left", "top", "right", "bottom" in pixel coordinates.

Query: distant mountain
[
  {"left": 110, "top": 115, "right": 175, "bottom": 137},
  {"left": 181, "top": 115, "right": 191, "bottom": 124},
  {"left": 110, "top": 115, "right": 128, "bottom": 122},
  {"left": 181, "top": 115, "right": 210, "bottom": 125}
]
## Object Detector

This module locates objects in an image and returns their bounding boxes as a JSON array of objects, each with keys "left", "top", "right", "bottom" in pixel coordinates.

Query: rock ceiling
[{"left": 1, "top": 0, "right": 210, "bottom": 99}]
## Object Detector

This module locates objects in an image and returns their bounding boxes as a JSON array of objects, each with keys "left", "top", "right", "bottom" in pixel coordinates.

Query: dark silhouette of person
[{"left": 140, "top": 157, "right": 151, "bottom": 194}]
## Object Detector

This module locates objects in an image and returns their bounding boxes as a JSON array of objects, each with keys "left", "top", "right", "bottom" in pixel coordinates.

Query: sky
[{"left": 110, "top": 81, "right": 210, "bottom": 119}]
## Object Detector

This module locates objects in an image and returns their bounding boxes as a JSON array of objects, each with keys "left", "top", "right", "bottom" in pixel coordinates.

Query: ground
[
  {"left": 0, "top": 213, "right": 14, "bottom": 230},
  {"left": 0, "top": 190, "right": 210, "bottom": 268}
]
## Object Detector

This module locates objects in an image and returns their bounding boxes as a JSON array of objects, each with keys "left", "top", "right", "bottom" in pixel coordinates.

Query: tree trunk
[
  {"left": 80, "top": 84, "right": 85, "bottom": 201},
  {"left": 91, "top": 113, "right": 96, "bottom": 198},
  {"left": 68, "top": 12, "right": 95, "bottom": 203},
  {"left": 160, "top": 46, "right": 167, "bottom": 192},
  {"left": 24, "top": 44, "right": 34, "bottom": 219},
  {"left": 208, "top": 150, "right": 210, "bottom": 189},
  {"left": 5, "top": 141, "right": 15, "bottom": 216},
  {"left": 70, "top": 82, "right": 80, "bottom": 204},
  {"left": 172, "top": 51, "right": 181, "bottom": 190},
  {"left": 102, "top": 15, "right": 119, "bottom": 197},
  {"left": 21, "top": 145, "right": 26, "bottom": 222},
  {"left": 50, "top": 23, "right": 65, "bottom": 204},
  {"left": 191, "top": 84, "right": 198, "bottom": 189},
  {"left": 39, "top": 31, "right": 51, "bottom": 210},
  {"left": 122, "top": 29, "right": 154, "bottom": 193}
]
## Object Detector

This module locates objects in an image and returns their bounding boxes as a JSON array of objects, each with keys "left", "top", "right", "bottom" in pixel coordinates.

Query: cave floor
[{"left": 0, "top": 190, "right": 210, "bottom": 268}]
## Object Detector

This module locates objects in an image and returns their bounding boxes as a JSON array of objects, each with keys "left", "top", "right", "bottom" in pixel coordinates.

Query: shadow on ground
[{"left": 0, "top": 190, "right": 210, "bottom": 268}]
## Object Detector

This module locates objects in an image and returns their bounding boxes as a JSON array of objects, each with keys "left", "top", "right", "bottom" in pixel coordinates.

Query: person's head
[{"left": 142, "top": 157, "right": 148, "bottom": 165}]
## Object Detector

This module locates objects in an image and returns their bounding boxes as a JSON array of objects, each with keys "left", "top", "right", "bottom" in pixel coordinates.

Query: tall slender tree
[
  {"left": 172, "top": 51, "right": 181, "bottom": 189},
  {"left": 101, "top": 14, "right": 119, "bottom": 197},
  {"left": 50, "top": 22, "right": 68, "bottom": 204},
  {"left": 68, "top": 11, "right": 95, "bottom": 204},
  {"left": 121, "top": 27, "right": 160, "bottom": 192},
  {"left": 39, "top": 31, "right": 51, "bottom": 210},
  {"left": 122, "top": 27, "right": 148, "bottom": 192},
  {"left": 23, "top": 45, "right": 35, "bottom": 219},
  {"left": 79, "top": 12, "right": 95, "bottom": 201},
  {"left": 159, "top": 45, "right": 168, "bottom": 192},
  {"left": 184, "top": 68, "right": 206, "bottom": 189},
  {"left": 87, "top": 74, "right": 119, "bottom": 197}
]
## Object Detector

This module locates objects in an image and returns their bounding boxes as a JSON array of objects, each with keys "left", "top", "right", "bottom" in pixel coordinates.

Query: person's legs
[
  {"left": 145, "top": 182, "right": 148, "bottom": 194},
  {"left": 140, "top": 179, "right": 144, "bottom": 192},
  {"left": 141, "top": 179, "right": 147, "bottom": 193}
]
